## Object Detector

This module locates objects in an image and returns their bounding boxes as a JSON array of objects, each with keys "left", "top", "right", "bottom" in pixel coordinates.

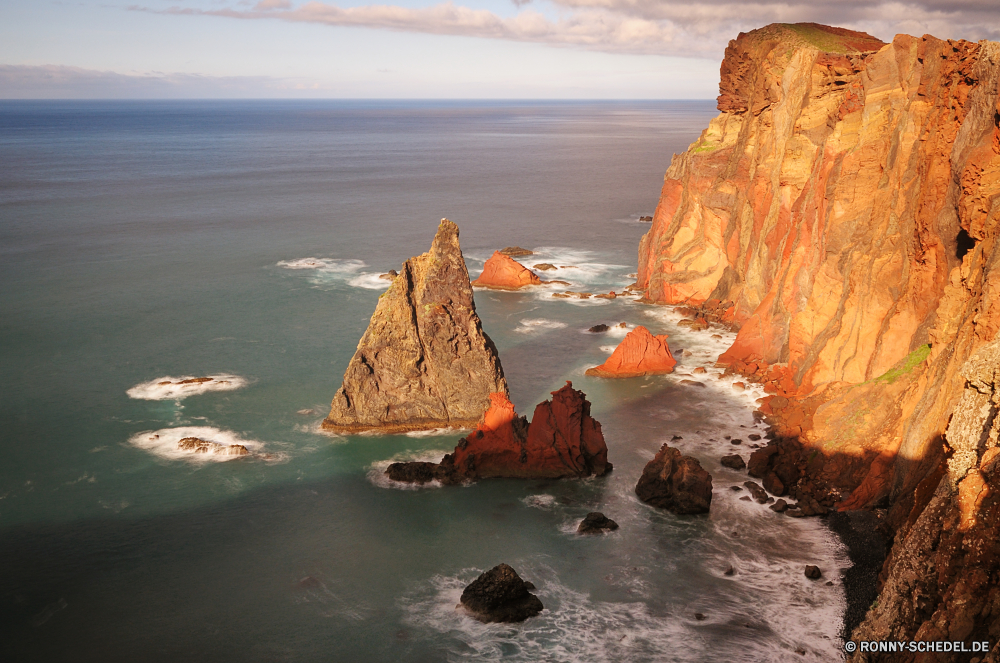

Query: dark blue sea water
[{"left": 1, "top": 100, "right": 847, "bottom": 662}]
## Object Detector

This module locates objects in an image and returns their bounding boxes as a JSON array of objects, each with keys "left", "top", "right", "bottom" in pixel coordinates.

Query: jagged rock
[
  {"left": 577, "top": 512, "right": 619, "bottom": 534},
  {"left": 323, "top": 220, "right": 507, "bottom": 434},
  {"left": 724, "top": 565, "right": 735, "bottom": 576},
  {"left": 473, "top": 251, "right": 543, "bottom": 290},
  {"left": 459, "top": 564, "right": 543, "bottom": 623},
  {"left": 804, "top": 565, "right": 822, "bottom": 580},
  {"left": 770, "top": 498, "right": 788, "bottom": 513},
  {"left": 499, "top": 246, "right": 533, "bottom": 257},
  {"left": 639, "top": 215, "right": 653, "bottom": 222},
  {"left": 635, "top": 444, "right": 713, "bottom": 514},
  {"left": 177, "top": 437, "right": 249, "bottom": 456},
  {"left": 743, "top": 481, "right": 768, "bottom": 503},
  {"left": 388, "top": 384, "right": 611, "bottom": 483},
  {"left": 588, "top": 324, "right": 610, "bottom": 333},
  {"left": 720, "top": 454, "right": 746, "bottom": 470},
  {"left": 533, "top": 263, "right": 556, "bottom": 271},
  {"left": 594, "top": 292, "right": 617, "bottom": 299},
  {"left": 586, "top": 326, "right": 677, "bottom": 377},
  {"left": 378, "top": 269, "right": 398, "bottom": 280}
]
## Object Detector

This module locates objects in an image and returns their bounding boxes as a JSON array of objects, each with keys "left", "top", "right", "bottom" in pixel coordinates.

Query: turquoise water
[{"left": 1, "top": 101, "right": 847, "bottom": 662}]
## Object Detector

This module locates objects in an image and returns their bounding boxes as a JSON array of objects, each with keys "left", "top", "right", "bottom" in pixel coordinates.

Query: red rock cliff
[
  {"left": 586, "top": 326, "right": 677, "bottom": 377},
  {"left": 472, "top": 251, "right": 542, "bottom": 290},
  {"left": 639, "top": 22, "right": 1000, "bottom": 655}
]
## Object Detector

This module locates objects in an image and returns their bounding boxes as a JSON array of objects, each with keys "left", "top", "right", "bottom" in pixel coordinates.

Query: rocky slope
[
  {"left": 638, "top": 22, "right": 1000, "bottom": 657},
  {"left": 385, "top": 382, "right": 611, "bottom": 482},
  {"left": 323, "top": 219, "right": 507, "bottom": 433}
]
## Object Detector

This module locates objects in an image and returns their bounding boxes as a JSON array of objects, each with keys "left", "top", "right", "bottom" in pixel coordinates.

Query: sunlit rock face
[
  {"left": 638, "top": 22, "right": 1000, "bottom": 651},
  {"left": 472, "top": 251, "right": 542, "bottom": 290}
]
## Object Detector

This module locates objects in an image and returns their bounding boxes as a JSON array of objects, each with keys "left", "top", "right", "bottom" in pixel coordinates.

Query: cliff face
[
  {"left": 323, "top": 219, "right": 508, "bottom": 433},
  {"left": 639, "top": 22, "right": 1000, "bottom": 655}
]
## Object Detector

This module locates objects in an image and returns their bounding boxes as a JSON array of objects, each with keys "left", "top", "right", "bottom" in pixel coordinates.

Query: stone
[
  {"left": 378, "top": 269, "right": 398, "bottom": 280},
  {"left": 724, "top": 565, "right": 735, "bottom": 576},
  {"left": 804, "top": 565, "right": 822, "bottom": 580},
  {"left": 694, "top": 613, "right": 706, "bottom": 621},
  {"left": 577, "top": 512, "right": 620, "bottom": 534},
  {"left": 730, "top": 438, "right": 742, "bottom": 445},
  {"left": 388, "top": 384, "right": 611, "bottom": 483},
  {"left": 472, "top": 251, "right": 543, "bottom": 290},
  {"left": 748, "top": 434, "right": 761, "bottom": 441},
  {"left": 693, "top": 367, "right": 707, "bottom": 374},
  {"left": 770, "top": 499, "right": 788, "bottom": 513},
  {"left": 732, "top": 382, "right": 745, "bottom": 391},
  {"left": 639, "top": 215, "right": 653, "bottom": 222},
  {"left": 586, "top": 326, "right": 677, "bottom": 377},
  {"left": 177, "top": 437, "right": 249, "bottom": 457},
  {"left": 635, "top": 444, "right": 713, "bottom": 514},
  {"left": 720, "top": 454, "right": 746, "bottom": 470},
  {"left": 588, "top": 324, "right": 610, "bottom": 333},
  {"left": 533, "top": 263, "right": 556, "bottom": 270},
  {"left": 499, "top": 246, "right": 533, "bottom": 257},
  {"left": 323, "top": 220, "right": 507, "bottom": 434},
  {"left": 459, "top": 564, "right": 543, "bottom": 623},
  {"left": 743, "top": 481, "right": 768, "bottom": 503}
]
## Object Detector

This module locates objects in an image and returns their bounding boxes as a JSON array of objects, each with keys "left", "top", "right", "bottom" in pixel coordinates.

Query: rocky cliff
[
  {"left": 586, "top": 325, "right": 677, "bottom": 377},
  {"left": 323, "top": 219, "right": 508, "bottom": 433},
  {"left": 638, "top": 22, "right": 1000, "bottom": 657}
]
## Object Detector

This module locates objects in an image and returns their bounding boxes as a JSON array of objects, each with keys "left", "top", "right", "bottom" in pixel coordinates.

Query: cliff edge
[{"left": 639, "top": 22, "right": 1000, "bottom": 657}]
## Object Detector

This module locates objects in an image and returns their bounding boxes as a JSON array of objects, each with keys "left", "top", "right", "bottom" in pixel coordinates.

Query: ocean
[{"left": 0, "top": 100, "right": 847, "bottom": 662}]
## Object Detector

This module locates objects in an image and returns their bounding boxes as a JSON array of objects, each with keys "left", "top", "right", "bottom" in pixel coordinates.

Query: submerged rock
[
  {"left": 177, "top": 437, "right": 249, "bottom": 456},
  {"left": 472, "top": 251, "right": 543, "bottom": 290},
  {"left": 588, "top": 324, "right": 610, "bottom": 333},
  {"left": 586, "top": 326, "right": 677, "bottom": 377},
  {"left": 459, "top": 564, "right": 543, "bottom": 623},
  {"left": 804, "top": 565, "right": 823, "bottom": 580},
  {"left": 635, "top": 444, "right": 713, "bottom": 514},
  {"left": 577, "top": 512, "right": 619, "bottom": 534},
  {"left": 720, "top": 454, "right": 746, "bottom": 470},
  {"left": 323, "top": 220, "right": 508, "bottom": 434},
  {"left": 387, "top": 383, "right": 611, "bottom": 484},
  {"left": 499, "top": 246, "right": 533, "bottom": 257}
]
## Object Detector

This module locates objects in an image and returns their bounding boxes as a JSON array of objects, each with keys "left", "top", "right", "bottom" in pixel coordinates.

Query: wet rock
[
  {"left": 804, "top": 565, "right": 822, "bottom": 580},
  {"left": 730, "top": 438, "right": 742, "bottom": 445},
  {"left": 177, "top": 437, "right": 249, "bottom": 456},
  {"left": 732, "top": 382, "right": 745, "bottom": 391},
  {"left": 743, "top": 481, "right": 768, "bottom": 503},
  {"left": 747, "top": 445, "right": 779, "bottom": 478},
  {"left": 533, "top": 263, "right": 556, "bottom": 271},
  {"left": 473, "top": 251, "right": 543, "bottom": 290},
  {"left": 616, "top": 322, "right": 627, "bottom": 328},
  {"left": 635, "top": 444, "right": 713, "bottom": 514},
  {"left": 552, "top": 292, "right": 572, "bottom": 298},
  {"left": 730, "top": 485, "right": 742, "bottom": 491},
  {"left": 499, "top": 246, "right": 533, "bottom": 257},
  {"left": 577, "top": 512, "right": 619, "bottom": 534},
  {"left": 785, "top": 508, "right": 804, "bottom": 518},
  {"left": 639, "top": 215, "right": 653, "bottom": 222},
  {"left": 724, "top": 565, "right": 735, "bottom": 576},
  {"left": 693, "top": 367, "right": 707, "bottom": 374},
  {"left": 740, "top": 496, "right": 752, "bottom": 501},
  {"left": 720, "top": 454, "right": 746, "bottom": 470},
  {"left": 378, "top": 270, "right": 398, "bottom": 280},
  {"left": 459, "top": 564, "right": 543, "bottom": 623},
  {"left": 694, "top": 612, "right": 706, "bottom": 621},
  {"left": 588, "top": 324, "right": 610, "bottom": 333},
  {"left": 586, "top": 326, "right": 677, "bottom": 377},
  {"left": 178, "top": 377, "right": 213, "bottom": 385},
  {"left": 770, "top": 499, "right": 788, "bottom": 513},
  {"left": 594, "top": 292, "right": 617, "bottom": 299},
  {"left": 323, "top": 220, "right": 507, "bottom": 434},
  {"left": 748, "top": 434, "right": 761, "bottom": 441}
]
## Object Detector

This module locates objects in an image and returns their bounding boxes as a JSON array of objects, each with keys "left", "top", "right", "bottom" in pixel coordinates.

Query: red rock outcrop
[
  {"left": 638, "top": 21, "right": 1000, "bottom": 657},
  {"left": 585, "top": 326, "right": 677, "bottom": 377},
  {"left": 472, "top": 251, "right": 542, "bottom": 290},
  {"left": 385, "top": 383, "right": 611, "bottom": 483}
]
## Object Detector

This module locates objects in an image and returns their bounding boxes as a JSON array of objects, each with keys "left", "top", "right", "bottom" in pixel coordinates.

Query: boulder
[
  {"left": 473, "top": 251, "right": 543, "bottom": 290},
  {"left": 586, "top": 326, "right": 677, "bottom": 377},
  {"left": 388, "top": 384, "right": 611, "bottom": 483},
  {"left": 743, "top": 480, "right": 768, "bottom": 503},
  {"left": 177, "top": 437, "right": 249, "bottom": 457},
  {"left": 459, "top": 564, "right": 543, "bottom": 623},
  {"left": 577, "top": 512, "right": 619, "bottom": 534},
  {"left": 533, "top": 263, "right": 556, "bottom": 271},
  {"left": 635, "top": 444, "right": 713, "bottom": 514},
  {"left": 499, "top": 246, "right": 533, "bottom": 257},
  {"left": 323, "top": 220, "right": 508, "bottom": 434},
  {"left": 588, "top": 324, "right": 610, "bottom": 333},
  {"left": 720, "top": 454, "right": 746, "bottom": 470},
  {"left": 378, "top": 270, "right": 398, "bottom": 280},
  {"left": 804, "top": 565, "right": 822, "bottom": 580}
]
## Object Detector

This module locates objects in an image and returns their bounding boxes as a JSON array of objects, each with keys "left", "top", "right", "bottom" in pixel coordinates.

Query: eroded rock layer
[
  {"left": 585, "top": 326, "right": 677, "bottom": 377},
  {"left": 323, "top": 219, "right": 508, "bottom": 433},
  {"left": 639, "top": 21, "right": 1000, "bottom": 657}
]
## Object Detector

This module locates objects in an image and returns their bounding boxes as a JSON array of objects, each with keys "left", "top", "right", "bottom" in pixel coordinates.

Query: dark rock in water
[
  {"left": 786, "top": 508, "right": 804, "bottom": 518},
  {"left": 724, "top": 565, "right": 735, "bottom": 576},
  {"left": 770, "top": 499, "right": 788, "bottom": 513},
  {"left": 639, "top": 215, "right": 653, "bottom": 222},
  {"left": 533, "top": 263, "right": 557, "bottom": 271},
  {"left": 804, "top": 565, "right": 822, "bottom": 580},
  {"left": 177, "top": 437, "right": 249, "bottom": 457},
  {"left": 720, "top": 454, "right": 746, "bottom": 470},
  {"left": 748, "top": 445, "right": 779, "bottom": 477},
  {"left": 740, "top": 496, "right": 751, "bottom": 501},
  {"left": 588, "top": 324, "right": 610, "bottom": 333},
  {"left": 730, "top": 485, "right": 742, "bottom": 491},
  {"left": 635, "top": 444, "right": 713, "bottom": 514},
  {"left": 762, "top": 471, "right": 786, "bottom": 496},
  {"left": 459, "top": 564, "right": 543, "bottom": 623},
  {"left": 577, "top": 512, "right": 619, "bottom": 534},
  {"left": 499, "top": 246, "right": 533, "bottom": 257},
  {"left": 323, "top": 220, "right": 508, "bottom": 434},
  {"left": 378, "top": 270, "right": 398, "bottom": 280},
  {"left": 748, "top": 434, "right": 762, "bottom": 441},
  {"left": 385, "top": 461, "right": 454, "bottom": 485},
  {"left": 679, "top": 379, "right": 706, "bottom": 387},
  {"left": 694, "top": 612, "right": 706, "bottom": 621},
  {"left": 743, "top": 481, "right": 768, "bottom": 503},
  {"left": 730, "top": 438, "right": 742, "bottom": 445}
]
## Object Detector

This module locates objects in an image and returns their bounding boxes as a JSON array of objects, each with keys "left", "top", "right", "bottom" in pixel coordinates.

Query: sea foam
[
  {"left": 127, "top": 375, "right": 248, "bottom": 401},
  {"left": 128, "top": 426, "right": 270, "bottom": 463}
]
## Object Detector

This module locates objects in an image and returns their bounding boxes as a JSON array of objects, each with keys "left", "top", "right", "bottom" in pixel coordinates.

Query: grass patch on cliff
[
  {"left": 869, "top": 344, "right": 931, "bottom": 386},
  {"left": 781, "top": 23, "right": 878, "bottom": 54}
]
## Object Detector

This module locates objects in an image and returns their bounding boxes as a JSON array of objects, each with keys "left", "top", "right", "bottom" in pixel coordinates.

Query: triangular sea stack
[{"left": 322, "top": 219, "right": 508, "bottom": 434}]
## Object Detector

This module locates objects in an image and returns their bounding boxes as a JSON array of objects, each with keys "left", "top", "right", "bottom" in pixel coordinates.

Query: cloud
[
  {"left": 0, "top": 64, "right": 322, "bottom": 98},
  {"left": 131, "top": 0, "right": 1000, "bottom": 59}
]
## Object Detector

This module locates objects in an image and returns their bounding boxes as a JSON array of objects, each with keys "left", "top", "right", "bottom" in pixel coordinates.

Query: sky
[{"left": 2, "top": 0, "right": 1000, "bottom": 98}]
